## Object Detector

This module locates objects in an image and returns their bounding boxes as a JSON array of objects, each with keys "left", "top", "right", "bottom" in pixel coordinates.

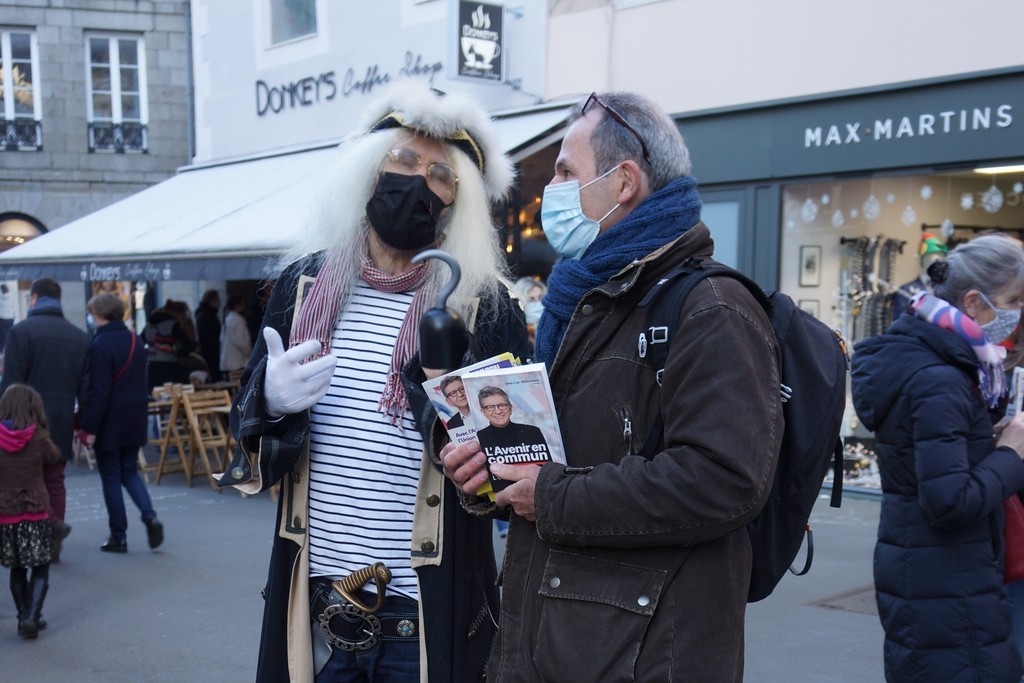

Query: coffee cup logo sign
[{"left": 458, "top": 2, "right": 503, "bottom": 82}]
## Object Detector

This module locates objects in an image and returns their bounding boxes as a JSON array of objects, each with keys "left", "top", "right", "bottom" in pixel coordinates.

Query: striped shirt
[{"left": 307, "top": 281, "right": 423, "bottom": 601}]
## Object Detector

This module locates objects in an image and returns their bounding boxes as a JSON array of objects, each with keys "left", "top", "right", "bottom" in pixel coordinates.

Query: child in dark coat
[{"left": 0, "top": 384, "right": 60, "bottom": 638}]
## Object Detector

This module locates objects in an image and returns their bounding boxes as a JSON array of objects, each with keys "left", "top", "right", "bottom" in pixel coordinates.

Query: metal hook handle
[
  {"left": 411, "top": 249, "right": 461, "bottom": 309},
  {"left": 333, "top": 562, "right": 393, "bottom": 614}
]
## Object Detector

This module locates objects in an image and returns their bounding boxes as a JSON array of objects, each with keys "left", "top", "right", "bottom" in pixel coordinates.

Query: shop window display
[
  {"left": 781, "top": 171, "right": 1024, "bottom": 343},
  {"left": 783, "top": 170, "right": 1024, "bottom": 491}
]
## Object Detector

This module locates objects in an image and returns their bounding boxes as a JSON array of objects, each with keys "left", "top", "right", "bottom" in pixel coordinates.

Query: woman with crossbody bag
[{"left": 78, "top": 293, "right": 163, "bottom": 554}]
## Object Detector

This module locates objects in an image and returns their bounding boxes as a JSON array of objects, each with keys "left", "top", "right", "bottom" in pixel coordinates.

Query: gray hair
[
  {"left": 477, "top": 385, "right": 509, "bottom": 406},
  {"left": 439, "top": 375, "right": 463, "bottom": 394},
  {"left": 513, "top": 276, "right": 546, "bottom": 303},
  {"left": 570, "top": 91, "right": 691, "bottom": 192},
  {"left": 932, "top": 233, "right": 1024, "bottom": 308}
]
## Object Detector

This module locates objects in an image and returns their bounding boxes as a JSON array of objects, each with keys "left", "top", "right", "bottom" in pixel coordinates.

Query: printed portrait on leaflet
[
  {"left": 474, "top": 386, "right": 551, "bottom": 476},
  {"left": 440, "top": 375, "right": 472, "bottom": 429}
]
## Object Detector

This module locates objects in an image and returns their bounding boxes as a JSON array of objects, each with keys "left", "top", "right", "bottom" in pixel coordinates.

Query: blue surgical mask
[
  {"left": 524, "top": 300, "right": 544, "bottom": 326},
  {"left": 541, "top": 166, "right": 621, "bottom": 260},
  {"left": 978, "top": 291, "right": 1022, "bottom": 345}
]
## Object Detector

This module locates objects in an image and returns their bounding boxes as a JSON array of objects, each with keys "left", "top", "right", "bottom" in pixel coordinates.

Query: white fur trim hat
[{"left": 359, "top": 82, "right": 515, "bottom": 201}]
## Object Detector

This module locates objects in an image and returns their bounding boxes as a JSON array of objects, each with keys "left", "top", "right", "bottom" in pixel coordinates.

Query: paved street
[
  {"left": 2, "top": 459, "right": 885, "bottom": 682},
  {"left": 1, "top": 457, "right": 274, "bottom": 683},
  {"left": 745, "top": 489, "right": 884, "bottom": 682}
]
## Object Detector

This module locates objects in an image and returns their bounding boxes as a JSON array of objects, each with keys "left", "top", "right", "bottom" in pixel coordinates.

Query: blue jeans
[
  {"left": 96, "top": 446, "right": 157, "bottom": 542},
  {"left": 312, "top": 582, "right": 419, "bottom": 683}
]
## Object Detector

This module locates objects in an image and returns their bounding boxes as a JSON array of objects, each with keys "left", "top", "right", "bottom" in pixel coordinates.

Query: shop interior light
[{"left": 973, "top": 164, "right": 1024, "bottom": 175}]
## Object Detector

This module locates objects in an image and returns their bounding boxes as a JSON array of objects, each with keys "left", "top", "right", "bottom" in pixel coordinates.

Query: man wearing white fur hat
[{"left": 220, "top": 85, "right": 530, "bottom": 683}]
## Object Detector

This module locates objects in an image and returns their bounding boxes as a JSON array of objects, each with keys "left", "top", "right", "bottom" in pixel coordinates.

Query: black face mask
[{"left": 366, "top": 172, "right": 450, "bottom": 251}]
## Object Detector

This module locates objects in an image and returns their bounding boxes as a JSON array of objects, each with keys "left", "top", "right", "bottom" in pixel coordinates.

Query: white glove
[{"left": 262, "top": 327, "right": 335, "bottom": 417}]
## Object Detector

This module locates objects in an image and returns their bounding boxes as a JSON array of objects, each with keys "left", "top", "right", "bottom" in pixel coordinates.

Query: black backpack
[{"left": 636, "top": 257, "right": 849, "bottom": 602}]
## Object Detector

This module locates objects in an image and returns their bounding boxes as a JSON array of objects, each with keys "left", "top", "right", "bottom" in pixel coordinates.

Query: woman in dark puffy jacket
[{"left": 852, "top": 233, "right": 1024, "bottom": 682}]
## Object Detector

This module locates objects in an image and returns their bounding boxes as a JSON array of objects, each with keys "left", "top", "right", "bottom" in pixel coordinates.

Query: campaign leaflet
[
  {"left": 460, "top": 364, "right": 566, "bottom": 493},
  {"left": 422, "top": 353, "right": 518, "bottom": 501}
]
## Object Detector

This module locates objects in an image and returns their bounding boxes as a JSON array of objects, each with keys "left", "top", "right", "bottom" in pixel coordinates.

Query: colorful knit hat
[{"left": 919, "top": 232, "right": 949, "bottom": 259}]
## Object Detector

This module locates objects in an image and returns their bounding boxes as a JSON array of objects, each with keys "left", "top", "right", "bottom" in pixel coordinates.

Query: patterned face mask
[{"left": 978, "top": 291, "right": 1022, "bottom": 345}]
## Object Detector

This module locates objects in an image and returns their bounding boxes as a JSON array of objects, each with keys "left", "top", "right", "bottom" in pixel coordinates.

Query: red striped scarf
[{"left": 290, "top": 244, "right": 434, "bottom": 423}]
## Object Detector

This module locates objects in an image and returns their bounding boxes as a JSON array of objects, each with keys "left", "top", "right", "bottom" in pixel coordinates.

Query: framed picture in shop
[
  {"left": 798, "top": 299, "right": 820, "bottom": 318},
  {"left": 799, "top": 245, "right": 822, "bottom": 287}
]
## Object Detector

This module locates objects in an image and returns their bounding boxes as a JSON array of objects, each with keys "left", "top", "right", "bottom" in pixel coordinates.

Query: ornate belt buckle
[{"left": 318, "top": 603, "right": 382, "bottom": 652}]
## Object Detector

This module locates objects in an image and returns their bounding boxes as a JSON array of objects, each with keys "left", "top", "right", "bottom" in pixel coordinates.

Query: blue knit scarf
[
  {"left": 29, "top": 296, "right": 62, "bottom": 315},
  {"left": 534, "top": 176, "right": 702, "bottom": 366}
]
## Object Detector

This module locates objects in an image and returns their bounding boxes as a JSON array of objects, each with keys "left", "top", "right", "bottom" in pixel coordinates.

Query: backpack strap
[
  {"left": 830, "top": 438, "right": 843, "bottom": 508},
  {"left": 635, "top": 258, "right": 769, "bottom": 461},
  {"left": 789, "top": 439, "right": 843, "bottom": 575}
]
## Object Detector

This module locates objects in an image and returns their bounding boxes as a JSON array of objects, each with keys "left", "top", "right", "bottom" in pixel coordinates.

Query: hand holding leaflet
[
  {"left": 490, "top": 462, "right": 539, "bottom": 522},
  {"left": 263, "top": 327, "right": 335, "bottom": 417},
  {"left": 441, "top": 440, "right": 492, "bottom": 494},
  {"left": 424, "top": 353, "right": 520, "bottom": 502},
  {"left": 460, "top": 364, "right": 566, "bottom": 493}
]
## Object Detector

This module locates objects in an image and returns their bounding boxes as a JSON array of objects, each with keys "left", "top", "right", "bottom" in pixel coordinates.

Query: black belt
[{"left": 310, "top": 577, "right": 419, "bottom": 652}]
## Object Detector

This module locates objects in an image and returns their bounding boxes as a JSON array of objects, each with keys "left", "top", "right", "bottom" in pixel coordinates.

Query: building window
[
  {"left": 86, "top": 35, "right": 148, "bottom": 153},
  {"left": 270, "top": 0, "right": 317, "bottom": 45},
  {"left": 0, "top": 29, "right": 42, "bottom": 151},
  {"left": 0, "top": 212, "right": 45, "bottom": 254}
]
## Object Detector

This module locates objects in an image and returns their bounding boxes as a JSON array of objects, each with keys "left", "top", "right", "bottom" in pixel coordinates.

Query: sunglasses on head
[{"left": 582, "top": 92, "right": 651, "bottom": 165}]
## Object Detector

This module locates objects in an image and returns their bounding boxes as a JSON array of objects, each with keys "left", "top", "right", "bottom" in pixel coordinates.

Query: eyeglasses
[
  {"left": 444, "top": 386, "right": 466, "bottom": 400},
  {"left": 582, "top": 93, "right": 652, "bottom": 165},
  {"left": 481, "top": 402, "right": 511, "bottom": 413},
  {"left": 383, "top": 147, "right": 459, "bottom": 204}
]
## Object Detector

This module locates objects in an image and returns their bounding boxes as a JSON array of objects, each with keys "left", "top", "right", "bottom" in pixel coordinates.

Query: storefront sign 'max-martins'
[{"left": 805, "top": 103, "right": 1013, "bottom": 148}]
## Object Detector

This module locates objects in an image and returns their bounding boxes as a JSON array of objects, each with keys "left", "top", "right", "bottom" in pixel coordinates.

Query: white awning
[
  {"left": 492, "top": 103, "right": 572, "bottom": 161},
  {"left": 0, "top": 104, "right": 569, "bottom": 282}
]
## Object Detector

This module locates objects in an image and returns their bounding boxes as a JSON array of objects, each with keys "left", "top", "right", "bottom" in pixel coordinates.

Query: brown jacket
[
  {"left": 0, "top": 427, "right": 60, "bottom": 516},
  {"left": 489, "top": 223, "right": 783, "bottom": 682}
]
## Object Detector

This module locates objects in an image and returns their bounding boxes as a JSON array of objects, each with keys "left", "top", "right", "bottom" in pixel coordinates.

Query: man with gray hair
[{"left": 443, "top": 91, "right": 783, "bottom": 681}]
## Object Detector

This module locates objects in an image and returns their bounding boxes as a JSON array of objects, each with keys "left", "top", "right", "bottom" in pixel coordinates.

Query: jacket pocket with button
[{"left": 533, "top": 549, "right": 667, "bottom": 683}]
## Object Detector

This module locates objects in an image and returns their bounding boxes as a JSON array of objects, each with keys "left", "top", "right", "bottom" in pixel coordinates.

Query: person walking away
[
  {"left": 78, "top": 293, "right": 163, "bottom": 554},
  {"left": 442, "top": 91, "right": 781, "bottom": 682},
  {"left": 219, "top": 295, "right": 252, "bottom": 376},
  {"left": 195, "top": 289, "right": 222, "bottom": 382},
  {"left": 852, "top": 233, "right": 1024, "bottom": 682},
  {"left": 0, "top": 278, "right": 89, "bottom": 560},
  {"left": 0, "top": 384, "right": 60, "bottom": 639},
  {"left": 219, "top": 83, "right": 529, "bottom": 683}
]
